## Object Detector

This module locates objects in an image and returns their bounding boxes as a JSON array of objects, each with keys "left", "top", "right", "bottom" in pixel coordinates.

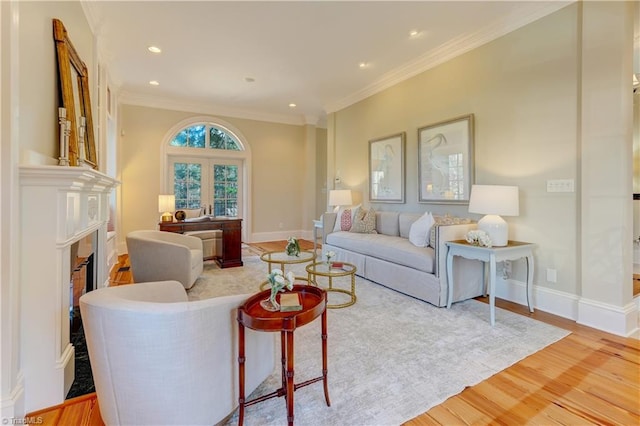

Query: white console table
[{"left": 446, "top": 240, "right": 535, "bottom": 326}]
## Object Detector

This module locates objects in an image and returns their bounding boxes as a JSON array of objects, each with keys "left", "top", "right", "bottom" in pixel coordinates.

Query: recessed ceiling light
[
  {"left": 289, "top": 103, "right": 297, "bottom": 108},
  {"left": 147, "top": 46, "right": 162, "bottom": 54},
  {"left": 359, "top": 62, "right": 368, "bottom": 69},
  {"left": 409, "top": 30, "right": 420, "bottom": 38},
  {"left": 244, "top": 77, "right": 255, "bottom": 83},
  {"left": 149, "top": 80, "right": 160, "bottom": 86}
]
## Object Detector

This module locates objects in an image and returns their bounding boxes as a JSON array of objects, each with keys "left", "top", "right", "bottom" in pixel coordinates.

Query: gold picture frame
[{"left": 53, "top": 19, "right": 97, "bottom": 168}]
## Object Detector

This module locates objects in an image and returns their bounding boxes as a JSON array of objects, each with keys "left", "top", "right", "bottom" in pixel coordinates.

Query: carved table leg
[
  {"left": 322, "top": 307, "right": 331, "bottom": 406},
  {"left": 280, "top": 330, "right": 286, "bottom": 391},
  {"left": 238, "top": 321, "right": 246, "bottom": 426},
  {"left": 286, "top": 330, "right": 295, "bottom": 426}
]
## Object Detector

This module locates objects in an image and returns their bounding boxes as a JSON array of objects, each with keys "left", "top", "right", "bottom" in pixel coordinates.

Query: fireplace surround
[{"left": 19, "top": 165, "right": 118, "bottom": 412}]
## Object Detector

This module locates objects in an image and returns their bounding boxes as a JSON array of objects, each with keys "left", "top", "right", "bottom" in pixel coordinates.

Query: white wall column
[
  {"left": 579, "top": 1, "right": 637, "bottom": 336},
  {"left": 0, "top": 1, "right": 25, "bottom": 418},
  {"left": 303, "top": 122, "right": 317, "bottom": 236}
]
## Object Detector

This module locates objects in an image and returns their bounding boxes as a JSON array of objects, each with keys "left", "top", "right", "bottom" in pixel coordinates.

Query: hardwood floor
[
  {"left": 26, "top": 241, "right": 640, "bottom": 425},
  {"left": 406, "top": 298, "right": 640, "bottom": 425}
]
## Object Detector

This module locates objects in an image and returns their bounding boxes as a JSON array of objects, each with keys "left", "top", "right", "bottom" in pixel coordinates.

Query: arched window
[
  {"left": 163, "top": 121, "right": 249, "bottom": 222},
  {"left": 169, "top": 124, "right": 242, "bottom": 151}
]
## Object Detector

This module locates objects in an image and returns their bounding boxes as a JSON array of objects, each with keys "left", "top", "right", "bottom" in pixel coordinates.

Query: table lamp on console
[
  {"left": 158, "top": 194, "right": 176, "bottom": 223},
  {"left": 468, "top": 185, "right": 519, "bottom": 247},
  {"left": 328, "top": 189, "right": 352, "bottom": 213}
]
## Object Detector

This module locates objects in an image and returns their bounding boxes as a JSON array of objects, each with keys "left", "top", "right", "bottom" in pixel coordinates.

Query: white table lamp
[
  {"left": 158, "top": 194, "right": 176, "bottom": 223},
  {"left": 468, "top": 185, "right": 519, "bottom": 246},
  {"left": 328, "top": 189, "right": 352, "bottom": 212}
]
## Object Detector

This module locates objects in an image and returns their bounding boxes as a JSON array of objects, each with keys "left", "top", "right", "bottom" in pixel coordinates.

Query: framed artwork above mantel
[
  {"left": 53, "top": 18, "right": 98, "bottom": 169},
  {"left": 418, "top": 114, "right": 474, "bottom": 204}
]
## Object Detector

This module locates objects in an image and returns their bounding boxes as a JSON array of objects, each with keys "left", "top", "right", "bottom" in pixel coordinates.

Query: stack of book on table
[{"left": 280, "top": 293, "right": 302, "bottom": 312}]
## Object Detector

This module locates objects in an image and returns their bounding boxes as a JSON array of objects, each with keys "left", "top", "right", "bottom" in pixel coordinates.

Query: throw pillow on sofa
[
  {"left": 428, "top": 214, "right": 472, "bottom": 248},
  {"left": 350, "top": 207, "right": 377, "bottom": 233},
  {"left": 333, "top": 204, "right": 361, "bottom": 232},
  {"left": 409, "top": 211, "right": 435, "bottom": 247}
]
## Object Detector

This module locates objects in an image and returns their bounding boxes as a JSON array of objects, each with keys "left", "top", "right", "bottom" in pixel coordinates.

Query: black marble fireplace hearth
[{"left": 66, "top": 308, "right": 94, "bottom": 399}]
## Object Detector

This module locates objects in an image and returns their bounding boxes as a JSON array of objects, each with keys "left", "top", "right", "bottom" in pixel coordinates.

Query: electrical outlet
[
  {"left": 546, "top": 268, "right": 557, "bottom": 283},
  {"left": 501, "top": 260, "right": 511, "bottom": 279}
]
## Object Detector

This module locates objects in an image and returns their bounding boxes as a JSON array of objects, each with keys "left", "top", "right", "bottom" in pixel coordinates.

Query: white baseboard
[
  {"left": 495, "top": 277, "right": 579, "bottom": 320},
  {"left": 577, "top": 297, "right": 639, "bottom": 338},
  {"left": 250, "top": 229, "right": 313, "bottom": 243},
  {"left": 496, "top": 278, "right": 639, "bottom": 337},
  {"left": 0, "top": 372, "right": 24, "bottom": 419}
]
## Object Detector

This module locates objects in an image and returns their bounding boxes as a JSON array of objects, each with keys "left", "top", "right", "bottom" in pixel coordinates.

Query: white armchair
[
  {"left": 79, "top": 281, "right": 276, "bottom": 426},
  {"left": 126, "top": 230, "right": 203, "bottom": 289}
]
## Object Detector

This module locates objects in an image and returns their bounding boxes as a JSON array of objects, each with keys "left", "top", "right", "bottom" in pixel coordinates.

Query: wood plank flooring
[{"left": 26, "top": 240, "right": 640, "bottom": 425}]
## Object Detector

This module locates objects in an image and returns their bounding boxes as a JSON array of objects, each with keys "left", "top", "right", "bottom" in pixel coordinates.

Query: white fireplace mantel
[{"left": 19, "top": 165, "right": 119, "bottom": 412}]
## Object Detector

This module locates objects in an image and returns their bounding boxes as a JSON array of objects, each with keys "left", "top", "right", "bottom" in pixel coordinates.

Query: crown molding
[
  {"left": 326, "top": 1, "right": 573, "bottom": 114},
  {"left": 119, "top": 91, "right": 309, "bottom": 126}
]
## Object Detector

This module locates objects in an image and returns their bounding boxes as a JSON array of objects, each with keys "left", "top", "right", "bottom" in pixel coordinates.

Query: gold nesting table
[{"left": 306, "top": 261, "right": 357, "bottom": 309}]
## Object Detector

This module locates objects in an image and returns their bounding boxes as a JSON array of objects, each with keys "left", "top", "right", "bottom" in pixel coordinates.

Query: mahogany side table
[{"left": 237, "top": 285, "right": 330, "bottom": 425}]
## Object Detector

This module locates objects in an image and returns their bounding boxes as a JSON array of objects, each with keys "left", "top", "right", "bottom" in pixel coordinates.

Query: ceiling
[{"left": 83, "top": 1, "right": 573, "bottom": 126}]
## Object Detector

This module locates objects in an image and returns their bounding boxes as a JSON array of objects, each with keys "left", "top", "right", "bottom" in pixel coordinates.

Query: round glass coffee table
[
  {"left": 306, "top": 261, "right": 357, "bottom": 308},
  {"left": 259, "top": 250, "right": 316, "bottom": 289}
]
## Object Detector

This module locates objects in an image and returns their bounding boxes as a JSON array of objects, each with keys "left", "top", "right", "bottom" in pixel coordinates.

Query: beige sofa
[{"left": 322, "top": 211, "right": 483, "bottom": 307}]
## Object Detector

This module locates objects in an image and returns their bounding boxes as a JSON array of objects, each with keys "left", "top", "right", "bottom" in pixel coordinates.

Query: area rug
[{"left": 188, "top": 257, "right": 570, "bottom": 426}]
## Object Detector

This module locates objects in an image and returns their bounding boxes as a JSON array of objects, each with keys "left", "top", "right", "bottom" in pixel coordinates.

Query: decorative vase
[
  {"left": 285, "top": 238, "right": 300, "bottom": 256},
  {"left": 260, "top": 296, "right": 280, "bottom": 312}
]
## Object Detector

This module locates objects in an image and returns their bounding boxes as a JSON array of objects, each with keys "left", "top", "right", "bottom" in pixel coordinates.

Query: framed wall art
[
  {"left": 53, "top": 19, "right": 97, "bottom": 168},
  {"left": 418, "top": 114, "right": 474, "bottom": 204},
  {"left": 369, "top": 132, "right": 405, "bottom": 203}
]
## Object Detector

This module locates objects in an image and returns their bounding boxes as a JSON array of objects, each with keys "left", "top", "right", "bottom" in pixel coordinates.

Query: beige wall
[
  {"left": 119, "top": 104, "right": 319, "bottom": 245},
  {"left": 18, "top": 1, "right": 94, "bottom": 163},
  {"left": 330, "top": 5, "right": 581, "bottom": 296}
]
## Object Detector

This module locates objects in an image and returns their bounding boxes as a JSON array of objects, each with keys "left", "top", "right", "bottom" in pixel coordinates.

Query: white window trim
[{"left": 160, "top": 116, "right": 252, "bottom": 242}]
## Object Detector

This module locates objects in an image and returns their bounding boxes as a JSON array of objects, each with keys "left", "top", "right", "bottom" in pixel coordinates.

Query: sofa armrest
[
  {"left": 321, "top": 212, "right": 337, "bottom": 243},
  {"left": 434, "top": 223, "right": 477, "bottom": 277}
]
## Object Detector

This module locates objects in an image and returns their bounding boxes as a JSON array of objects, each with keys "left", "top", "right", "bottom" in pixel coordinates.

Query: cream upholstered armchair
[
  {"left": 79, "top": 281, "right": 276, "bottom": 426},
  {"left": 126, "top": 230, "right": 203, "bottom": 289}
]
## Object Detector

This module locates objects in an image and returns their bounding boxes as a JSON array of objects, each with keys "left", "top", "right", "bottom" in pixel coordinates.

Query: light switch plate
[{"left": 546, "top": 179, "right": 574, "bottom": 193}]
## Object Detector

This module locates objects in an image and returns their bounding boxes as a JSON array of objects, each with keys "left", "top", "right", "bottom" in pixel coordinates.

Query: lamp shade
[
  {"left": 158, "top": 194, "right": 175, "bottom": 213},
  {"left": 328, "top": 190, "right": 352, "bottom": 207},
  {"left": 158, "top": 194, "right": 175, "bottom": 223},
  {"left": 468, "top": 185, "right": 518, "bottom": 246},
  {"left": 468, "top": 185, "right": 519, "bottom": 217}
]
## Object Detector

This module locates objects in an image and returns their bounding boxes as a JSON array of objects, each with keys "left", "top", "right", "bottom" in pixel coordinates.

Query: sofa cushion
[
  {"left": 326, "top": 231, "right": 434, "bottom": 273},
  {"left": 375, "top": 211, "right": 400, "bottom": 236},
  {"left": 350, "top": 207, "right": 377, "bottom": 233},
  {"left": 399, "top": 213, "right": 423, "bottom": 238}
]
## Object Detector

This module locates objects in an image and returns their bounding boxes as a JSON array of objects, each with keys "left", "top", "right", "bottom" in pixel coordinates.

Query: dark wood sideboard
[{"left": 159, "top": 217, "right": 243, "bottom": 268}]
